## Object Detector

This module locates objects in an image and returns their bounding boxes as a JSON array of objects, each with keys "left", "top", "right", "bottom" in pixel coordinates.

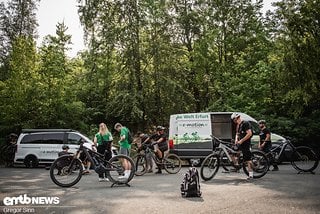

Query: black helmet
[{"left": 62, "top": 145, "right": 69, "bottom": 150}]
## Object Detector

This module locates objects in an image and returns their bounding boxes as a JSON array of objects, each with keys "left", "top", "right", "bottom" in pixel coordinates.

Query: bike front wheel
[
  {"left": 163, "top": 153, "right": 182, "bottom": 174},
  {"left": 291, "top": 146, "right": 319, "bottom": 172},
  {"left": 243, "top": 151, "right": 269, "bottom": 179},
  {"left": 50, "top": 155, "right": 83, "bottom": 187},
  {"left": 200, "top": 153, "right": 220, "bottom": 181},
  {"left": 133, "top": 154, "right": 147, "bottom": 176},
  {"left": 106, "top": 154, "right": 135, "bottom": 184}
]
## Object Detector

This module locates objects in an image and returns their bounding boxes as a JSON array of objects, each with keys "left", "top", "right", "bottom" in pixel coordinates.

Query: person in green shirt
[
  {"left": 93, "top": 123, "right": 113, "bottom": 182},
  {"left": 114, "top": 123, "right": 131, "bottom": 179}
]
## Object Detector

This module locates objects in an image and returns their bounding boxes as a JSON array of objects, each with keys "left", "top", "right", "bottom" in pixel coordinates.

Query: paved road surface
[{"left": 0, "top": 164, "right": 319, "bottom": 214}]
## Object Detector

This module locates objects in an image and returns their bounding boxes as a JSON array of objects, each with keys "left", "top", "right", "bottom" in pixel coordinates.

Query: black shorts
[
  {"left": 158, "top": 142, "right": 168, "bottom": 152},
  {"left": 79, "top": 151, "right": 87, "bottom": 162},
  {"left": 239, "top": 142, "right": 252, "bottom": 161},
  {"left": 261, "top": 142, "right": 272, "bottom": 153}
]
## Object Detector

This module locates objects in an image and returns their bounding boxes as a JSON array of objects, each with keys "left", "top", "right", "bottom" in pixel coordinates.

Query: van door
[
  {"left": 41, "top": 133, "right": 64, "bottom": 161},
  {"left": 211, "top": 114, "right": 234, "bottom": 141},
  {"left": 172, "top": 113, "right": 212, "bottom": 158},
  {"left": 17, "top": 134, "right": 43, "bottom": 163}
]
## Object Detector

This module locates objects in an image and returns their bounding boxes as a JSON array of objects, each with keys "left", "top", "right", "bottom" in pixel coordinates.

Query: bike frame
[
  {"left": 143, "top": 146, "right": 163, "bottom": 165},
  {"left": 211, "top": 136, "right": 241, "bottom": 164},
  {"left": 269, "top": 140, "right": 295, "bottom": 161},
  {"left": 73, "top": 144, "right": 119, "bottom": 172},
  {"left": 215, "top": 143, "right": 239, "bottom": 163}
]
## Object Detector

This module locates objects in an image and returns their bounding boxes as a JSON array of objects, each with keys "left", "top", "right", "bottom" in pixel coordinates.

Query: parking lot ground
[{"left": 0, "top": 164, "right": 319, "bottom": 214}]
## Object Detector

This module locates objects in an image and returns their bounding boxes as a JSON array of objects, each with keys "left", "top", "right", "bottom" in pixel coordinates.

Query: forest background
[{"left": 0, "top": 0, "right": 319, "bottom": 151}]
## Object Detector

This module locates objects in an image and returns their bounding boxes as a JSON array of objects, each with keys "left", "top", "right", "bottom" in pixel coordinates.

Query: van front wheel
[{"left": 24, "top": 155, "right": 39, "bottom": 168}]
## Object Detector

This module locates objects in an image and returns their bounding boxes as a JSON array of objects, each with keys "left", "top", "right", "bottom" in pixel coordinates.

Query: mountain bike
[
  {"left": 200, "top": 135, "right": 269, "bottom": 181},
  {"left": 50, "top": 142, "right": 135, "bottom": 187},
  {"left": 133, "top": 142, "right": 182, "bottom": 175},
  {"left": 264, "top": 139, "right": 319, "bottom": 173}
]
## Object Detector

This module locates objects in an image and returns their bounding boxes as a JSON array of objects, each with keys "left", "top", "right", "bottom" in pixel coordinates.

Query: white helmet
[{"left": 231, "top": 112, "right": 240, "bottom": 120}]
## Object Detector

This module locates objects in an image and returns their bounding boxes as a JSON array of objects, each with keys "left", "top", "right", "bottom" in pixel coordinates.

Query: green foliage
[
  {"left": 0, "top": 0, "right": 39, "bottom": 80},
  {"left": 0, "top": 0, "right": 319, "bottom": 147}
]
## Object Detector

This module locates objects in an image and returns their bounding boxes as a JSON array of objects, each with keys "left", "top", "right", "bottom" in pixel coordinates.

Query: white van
[
  {"left": 14, "top": 129, "right": 95, "bottom": 168},
  {"left": 168, "top": 112, "right": 286, "bottom": 164}
]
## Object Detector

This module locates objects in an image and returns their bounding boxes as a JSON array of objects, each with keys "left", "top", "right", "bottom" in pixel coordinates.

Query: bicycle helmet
[
  {"left": 258, "top": 120, "right": 266, "bottom": 125},
  {"left": 114, "top": 123, "right": 122, "bottom": 130},
  {"left": 156, "top": 126, "right": 165, "bottom": 131},
  {"left": 62, "top": 145, "right": 69, "bottom": 150},
  {"left": 231, "top": 112, "right": 240, "bottom": 120}
]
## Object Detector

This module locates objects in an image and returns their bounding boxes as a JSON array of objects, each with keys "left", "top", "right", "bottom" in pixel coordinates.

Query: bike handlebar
[{"left": 210, "top": 135, "right": 236, "bottom": 149}]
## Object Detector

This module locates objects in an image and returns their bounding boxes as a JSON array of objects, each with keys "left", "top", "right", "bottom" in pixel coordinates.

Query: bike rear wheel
[
  {"left": 200, "top": 153, "right": 220, "bottom": 181},
  {"left": 133, "top": 154, "right": 147, "bottom": 176},
  {"left": 291, "top": 146, "right": 319, "bottom": 172},
  {"left": 163, "top": 153, "right": 182, "bottom": 174},
  {"left": 50, "top": 155, "right": 83, "bottom": 187},
  {"left": 106, "top": 154, "right": 135, "bottom": 184},
  {"left": 243, "top": 151, "right": 269, "bottom": 178}
]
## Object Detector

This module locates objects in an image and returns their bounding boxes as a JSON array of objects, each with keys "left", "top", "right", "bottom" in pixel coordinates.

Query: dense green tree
[
  {"left": 36, "top": 22, "right": 87, "bottom": 130},
  {"left": 1, "top": 0, "right": 319, "bottom": 151},
  {"left": 270, "top": 0, "right": 320, "bottom": 118},
  {"left": 0, "top": 36, "right": 38, "bottom": 131},
  {"left": 0, "top": 0, "right": 39, "bottom": 80}
]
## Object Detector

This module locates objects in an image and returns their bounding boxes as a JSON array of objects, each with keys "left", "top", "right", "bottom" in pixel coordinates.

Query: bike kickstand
[
  {"left": 111, "top": 182, "right": 131, "bottom": 188},
  {"left": 297, "top": 170, "right": 315, "bottom": 175}
]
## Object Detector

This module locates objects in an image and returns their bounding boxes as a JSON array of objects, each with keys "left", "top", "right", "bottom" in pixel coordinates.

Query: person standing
[
  {"left": 231, "top": 113, "right": 254, "bottom": 180},
  {"left": 258, "top": 120, "right": 279, "bottom": 171},
  {"left": 93, "top": 123, "right": 113, "bottom": 182},
  {"left": 114, "top": 123, "right": 132, "bottom": 179},
  {"left": 6, "top": 133, "right": 18, "bottom": 167}
]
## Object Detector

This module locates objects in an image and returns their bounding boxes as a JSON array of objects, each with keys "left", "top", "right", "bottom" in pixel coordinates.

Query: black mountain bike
[
  {"left": 264, "top": 139, "right": 319, "bottom": 173},
  {"left": 50, "top": 142, "right": 135, "bottom": 187},
  {"left": 200, "top": 136, "right": 269, "bottom": 181},
  {"left": 134, "top": 142, "right": 182, "bottom": 175}
]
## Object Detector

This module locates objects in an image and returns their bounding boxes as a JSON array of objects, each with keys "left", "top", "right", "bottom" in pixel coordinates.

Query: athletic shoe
[
  {"left": 230, "top": 168, "right": 240, "bottom": 173},
  {"left": 99, "top": 178, "right": 105, "bottom": 182},
  {"left": 246, "top": 176, "right": 253, "bottom": 181},
  {"left": 118, "top": 175, "right": 129, "bottom": 180}
]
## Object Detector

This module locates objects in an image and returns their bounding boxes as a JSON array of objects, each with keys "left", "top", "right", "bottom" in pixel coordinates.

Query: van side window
[
  {"left": 21, "top": 134, "right": 43, "bottom": 144},
  {"left": 68, "top": 133, "right": 82, "bottom": 145},
  {"left": 42, "top": 133, "right": 64, "bottom": 144}
]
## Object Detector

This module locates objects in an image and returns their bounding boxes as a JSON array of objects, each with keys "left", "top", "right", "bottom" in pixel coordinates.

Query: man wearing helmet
[
  {"left": 58, "top": 145, "right": 70, "bottom": 157},
  {"left": 258, "top": 120, "right": 279, "bottom": 171},
  {"left": 144, "top": 126, "right": 168, "bottom": 174},
  {"left": 231, "top": 113, "right": 254, "bottom": 180}
]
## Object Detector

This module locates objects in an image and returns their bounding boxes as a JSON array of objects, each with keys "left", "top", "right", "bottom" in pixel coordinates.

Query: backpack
[
  {"left": 180, "top": 167, "right": 202, "bottom": 197},
  {"left": 127, "top": 128, "right": 133, "bottom": 144}
]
